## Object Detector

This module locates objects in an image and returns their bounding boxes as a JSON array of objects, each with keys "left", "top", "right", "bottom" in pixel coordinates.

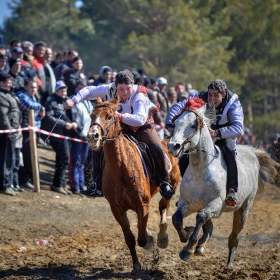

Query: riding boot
[
  {"left": 224, "top": 149, "right": 238, "bottom": 206},
  {"left": 149, "top": 141, "right": 175, "bottom": 200},
  {"left": 81, "top": 149, "right": 104, "bottom": 198}
]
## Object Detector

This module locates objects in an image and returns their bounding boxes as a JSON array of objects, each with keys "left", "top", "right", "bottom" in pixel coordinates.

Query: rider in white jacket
[{"left": 64, "top": 70, "right": 175, "bottom": 200}]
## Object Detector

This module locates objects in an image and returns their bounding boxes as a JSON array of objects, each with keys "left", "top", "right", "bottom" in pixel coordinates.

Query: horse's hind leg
[
  {"left": 157, "top": 208, "right": 169, "bottom": 248},
  {"left": 110, "top": 206, "right": 141, "bottom": 271},
  {"left": 195, "top": 219, "right": 213, "bottom": 256},
  {"left": 227, "top": 203, "right": 251, "bottom": 269}
]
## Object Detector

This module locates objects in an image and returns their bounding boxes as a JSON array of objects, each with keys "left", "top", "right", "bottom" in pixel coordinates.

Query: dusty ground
[{"left": 0, "top": 144, "right": 280, "bottom": 280}]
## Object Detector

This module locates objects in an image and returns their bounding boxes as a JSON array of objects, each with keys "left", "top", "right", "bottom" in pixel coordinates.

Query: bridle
[
  {"left": 90, "top": 104, "right": 121, "bottom": 143},
  {"left": 172, "top": 109, "right": 205, "bottom": 147},
  {"left": 172, "top": 109, "right": 218, "bottom": 158}
]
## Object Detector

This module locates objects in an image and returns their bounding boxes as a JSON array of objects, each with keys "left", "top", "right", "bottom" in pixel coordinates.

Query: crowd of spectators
[{"left": 0, "top": 35, "right": 200, "bottom": 196}]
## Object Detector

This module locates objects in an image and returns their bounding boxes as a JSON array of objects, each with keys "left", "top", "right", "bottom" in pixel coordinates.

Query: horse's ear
[
  {"left": 95, "top": 97, "right": 103, "bottom": 106},
  {"left": 111, "top": 96, "right": 118, "bottom": 104},
  {"left": 111, "top": 96, "right": 119, "bottom": 107}
]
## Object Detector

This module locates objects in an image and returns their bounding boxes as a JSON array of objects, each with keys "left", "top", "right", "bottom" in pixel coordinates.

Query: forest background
[{"left": 1, "top": 0, "right": 280, "bottom": 143}]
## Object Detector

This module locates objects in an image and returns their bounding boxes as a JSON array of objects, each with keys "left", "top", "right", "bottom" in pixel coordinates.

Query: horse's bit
[{"left": 90, "top": 104, "right": 121, "bottom": 143}]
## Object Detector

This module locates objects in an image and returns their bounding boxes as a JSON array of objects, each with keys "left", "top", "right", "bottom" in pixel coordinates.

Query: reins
[{"left": 90, "top": 104, "right": 122, "bottom": 143}]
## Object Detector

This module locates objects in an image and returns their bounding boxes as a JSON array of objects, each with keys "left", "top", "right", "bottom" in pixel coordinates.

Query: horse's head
[
  {"left": 168, "top": 99, "right": 215, "bottom": 157},
  {"left": 87, "top": 97, "right": 121, "bottom": 150}
]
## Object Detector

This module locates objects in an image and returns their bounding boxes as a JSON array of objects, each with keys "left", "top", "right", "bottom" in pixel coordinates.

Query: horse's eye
[
  {"left": 191, "top": 124, "right": 196, "bottom": 129},
  {"left": 107, "top": 115, "right": 112, "bottom": 120}
]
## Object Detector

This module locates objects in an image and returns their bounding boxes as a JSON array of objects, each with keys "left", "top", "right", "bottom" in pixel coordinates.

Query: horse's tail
[{"left": 253, "top": 148, "right": 280, "bottom": 193}]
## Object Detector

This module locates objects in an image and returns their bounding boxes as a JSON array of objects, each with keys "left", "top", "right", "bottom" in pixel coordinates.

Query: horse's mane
[{"left": 172, "top": 100, "right": 216, "bottom": 127}]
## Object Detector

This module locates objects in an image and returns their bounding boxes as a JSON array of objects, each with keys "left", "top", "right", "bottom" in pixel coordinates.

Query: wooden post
[{"left": 28, "top": 110, "right": 40, "bottom": 192}]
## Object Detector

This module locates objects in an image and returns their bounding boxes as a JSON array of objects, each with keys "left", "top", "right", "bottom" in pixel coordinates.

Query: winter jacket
[
  {"left": 16, "top": 89, "right": 43, "bottom": 128},
  {"left": 166, "top": 89, "right": 244, "bottom": 139},
  {"left": 63, "top": 68, "right": 87, "bottom": 96},
  {"left": 41, "top": 94, "right": 72, "bottom": 141},
  {"left": 92, "top": 65, "right": 112, "bottom": 86},
  {"left": 32, "top": 52, "right": 46, "bottom": 91},
  {"left": 0, "top": 87, "right": 21, "bottom": 130},
  {"left": 70, "top": 100, "right": 93, "bottom": 140},
  {"left": 153, "top": 91, "right": 169, "bottom": 125},
  {"left": 54, "top": 61, "right": 72, "bottom": 81},
  {"left": 9, "top": 71, "right": 25, "bottom": 93}
]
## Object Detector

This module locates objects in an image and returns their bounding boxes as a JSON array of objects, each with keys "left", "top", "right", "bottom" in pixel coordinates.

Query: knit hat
[{"left": 9, "top": 58, "right": 21, "bottom": 68}]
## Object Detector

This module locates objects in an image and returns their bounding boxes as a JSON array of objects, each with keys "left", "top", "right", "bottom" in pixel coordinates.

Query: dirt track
[{"left": 0, "top": 144, "right": 280, "bottom": 280}]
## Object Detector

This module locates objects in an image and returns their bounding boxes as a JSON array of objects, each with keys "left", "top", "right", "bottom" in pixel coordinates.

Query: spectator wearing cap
[
  {"left": 16, "top": 79, "right": 45, "bottom": 190},
  {"left": 5, "top": 38, "right": 21, "bottom": 60},
  {"left": 8, "top": 58, "right": 25, "bottom": 92},
  {"left": 147, "top": 77, "right": 158, "bottom": 105},
  {"left": 54, "top": 50, "right": 78, "bottom": 81},
  {"left": 41, "top": 80, "right": 77, "bottom": 195},
  {"left": 63, "top": 56, "right": 87, "bottom": 96},
  {"left": 92, "top": 65, "right": 112, "bottom": 86},
  {"left": 0, "top": 72, "right": 22, "bottom": 196},
  {"left": 153, "top": 77, "right": 169, "bottom": 139},
  {"left": 10, "top": 46, "right": 36, "bottom": 80}
]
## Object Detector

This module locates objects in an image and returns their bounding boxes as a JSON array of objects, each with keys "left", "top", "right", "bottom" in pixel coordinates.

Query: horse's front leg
[
  {"left": 194, "top": 219, "right": 214, "bottom": 256},
  {"left": 172, "top": 197, "right": 193, "bottom": 243},
  {"left": 137, "top": 204, "right": 154, "bottom": 250},
  {"left": 180, "top": 198, "right": 222, "bottom": 262},
  {"left": 110, "top": 206, "right": 141, "bottom": 270}
]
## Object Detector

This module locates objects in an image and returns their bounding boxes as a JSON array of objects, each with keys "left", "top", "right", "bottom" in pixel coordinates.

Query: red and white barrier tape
[{"left": 0, "top": 126, "right": 87, "bottom": 143}]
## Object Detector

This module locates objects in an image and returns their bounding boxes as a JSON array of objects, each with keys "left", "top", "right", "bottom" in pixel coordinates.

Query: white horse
[{"left": 167, "top": 100, "right": 279, "bottom": 268}]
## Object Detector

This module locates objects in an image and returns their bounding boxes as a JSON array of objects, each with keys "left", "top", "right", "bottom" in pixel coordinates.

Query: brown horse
[{"left": 87, "top": 97, "right": 180, "bottom": 270}]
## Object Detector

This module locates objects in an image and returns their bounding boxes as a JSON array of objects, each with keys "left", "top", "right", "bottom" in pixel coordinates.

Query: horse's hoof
[
  {"left": 157, "top": 233, "right": 169, "bottom": 249},
  {"left": 227, "top": 262, "right": 234, "bottom": 270},
  {"left": 133, "top": 261, "right": 141, "bottom": 271},
  {"left": 179, "top": 249, "right": 192, "bottom": 262},
  {"left": 144, "top": 235, "right": 154, "bottom": 250},
  {"left": 194, "top": 245, "right": 206, "bottom": 256}
]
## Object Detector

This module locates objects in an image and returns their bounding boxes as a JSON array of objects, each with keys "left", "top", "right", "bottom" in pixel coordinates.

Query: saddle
[{"left": 124, "top": 134, "right": 156, "bottom": 182}]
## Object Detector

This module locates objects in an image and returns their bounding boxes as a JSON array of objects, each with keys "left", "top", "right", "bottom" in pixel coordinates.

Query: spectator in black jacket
[
  {"left": 41, "top": 80, "right": 77, "bottom": 195},
  {"left": 8, "top": 58, "right": 25, "bottom": 93},
  {"left": 63, "top": 56, "right": 87, "bottom": 96},
  {"left": 0, "top": 72, "right": 22, "bottom": 196},
  {"left": 92, "top": 65, "right": 112, "bottom": 86}
]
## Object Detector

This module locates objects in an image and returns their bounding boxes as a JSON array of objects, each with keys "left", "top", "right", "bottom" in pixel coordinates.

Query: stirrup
[
  {"left": 81, "top": 182, "right": 103, "bottom": 198},
  {"left": 159, "top": 182, "right": 175, "bottom": 200},
  {"left": 226, "top": 188, "right": 237, "bottom": 206}
]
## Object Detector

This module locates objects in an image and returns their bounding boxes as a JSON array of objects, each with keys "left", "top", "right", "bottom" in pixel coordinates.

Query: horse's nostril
[
  {"left": 174, "top": 144, "right": 181, "bottom": 150},
  {"left": 94, "top": 133, "right": 99, "bottom": 139}
]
